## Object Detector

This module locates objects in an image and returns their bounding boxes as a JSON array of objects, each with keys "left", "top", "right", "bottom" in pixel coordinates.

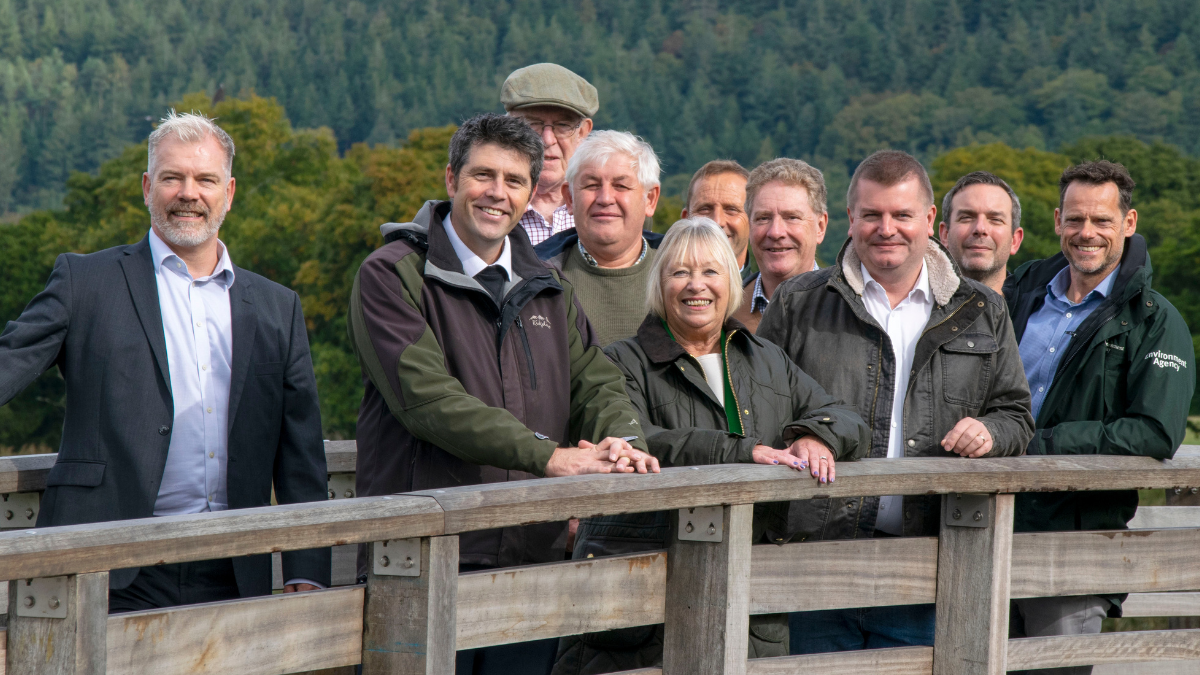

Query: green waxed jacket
[
  {"left": 1005, "top": 234, "right": 1195, "bottom": 535},
  {"left": 347, "top": 200, "right": 647, "bottom": 569}
]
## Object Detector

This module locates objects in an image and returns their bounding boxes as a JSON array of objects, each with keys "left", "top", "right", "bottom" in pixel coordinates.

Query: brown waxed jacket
[
  {"left": 347, "top": 200, "right": 646, "bottom": 568},
  {"left": 758, "top": 239, "right": 1034, "bottom": 540}
]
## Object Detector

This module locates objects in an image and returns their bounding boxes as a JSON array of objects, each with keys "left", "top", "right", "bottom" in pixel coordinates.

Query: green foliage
[{"left": 6, "top": 0, "right": 1200, "bottom": 220}]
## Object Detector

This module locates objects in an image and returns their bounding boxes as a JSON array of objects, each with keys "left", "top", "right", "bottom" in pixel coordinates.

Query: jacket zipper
[
  {"left": 515, "top": 316, "right": 538, "bottom": 390},
  {"left": 722, "top": 329, "right": 744, "bottom": 434}
]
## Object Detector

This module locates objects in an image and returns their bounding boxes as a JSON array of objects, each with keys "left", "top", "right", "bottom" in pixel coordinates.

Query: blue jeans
[{"left": 789, "top": 603, "right": 936, "bottom": 654}]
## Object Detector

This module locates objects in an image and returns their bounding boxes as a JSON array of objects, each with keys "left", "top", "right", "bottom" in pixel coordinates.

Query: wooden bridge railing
[{"left": 2, "top": 446, "right": 1200, "bottom": 674}]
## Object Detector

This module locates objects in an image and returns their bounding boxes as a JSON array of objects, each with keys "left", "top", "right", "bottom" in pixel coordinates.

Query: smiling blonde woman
[{"left": 551, "top": 218, "right": 870, "bottom": 674}]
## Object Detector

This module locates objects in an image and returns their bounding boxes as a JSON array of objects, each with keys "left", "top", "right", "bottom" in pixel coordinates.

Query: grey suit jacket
[{"left": 0, "top": 235, "right": 331, "bottom": 592}]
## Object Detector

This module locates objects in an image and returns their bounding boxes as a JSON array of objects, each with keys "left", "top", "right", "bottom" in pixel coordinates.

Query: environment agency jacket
[
  {"left": 758, "top": 238, "right": 1035, "bottom": 540},
  {"left": 347, "top": 199, "right": 646, "bottom": 568},
  {"left": 1003, "top": 234, "right": 1195, "bottom": 535}
]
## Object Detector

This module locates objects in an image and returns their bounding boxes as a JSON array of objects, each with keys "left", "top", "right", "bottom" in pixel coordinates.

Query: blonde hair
[
  {"left": 147, "top": 110, "right": 236, "bottom": 178},
  {"left": 646, "top": 217, "right": 744, "bottom": 320}
]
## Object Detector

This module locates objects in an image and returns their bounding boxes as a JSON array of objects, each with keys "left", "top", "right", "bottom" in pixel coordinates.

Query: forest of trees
[{"left": 2, "top": 0, "right": 1200, "bottom": 449}]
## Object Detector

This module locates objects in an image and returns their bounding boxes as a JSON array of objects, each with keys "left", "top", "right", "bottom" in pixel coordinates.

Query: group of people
[{"left": 0, "top": 62, "right": 1194, "bottom": 675}]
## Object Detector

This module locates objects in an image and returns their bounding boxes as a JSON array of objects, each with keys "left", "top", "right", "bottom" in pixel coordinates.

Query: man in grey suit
[{"left": 0, "top": 111, "right": 331, "bottom": 611}]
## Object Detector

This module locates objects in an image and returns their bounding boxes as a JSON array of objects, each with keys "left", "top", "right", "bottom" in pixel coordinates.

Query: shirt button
[
  {"left": 175, "top": 262, "right": 181, "bottom": 269},
  {"left": 967, "top": 341, "right": 975, "bottom": 348},
  {"left": 208, "top": 494, "right": 214, "bottom": 501},
  {"left": 201, "top": 364, "right": 208, "bottom": 371},
  {"left": 891, "top": 421, "right": 896, "bottom": 428},
  {"left": 907, "top": 439, "right": 916, "bottom": 448},
  {"left": 207, "top": 407, "right": 213, "bottom": 413},
  {"left": 1066, "top": 312, "right": 1072, "bottom": 318},
  {"left": 1048, "top": 347, "right": 1055, "bottom": 353},
  {"left": 158, "top": 425, "right": 170, "bottom": 435},
  {"left": 1038, "top": 387, "right": 1044, "bottom": 392},
  {"left": 196, "top": 321, "right": 203, "bottom": 328},
  {"left": 209, "top": 451, "right": 215, "bottom": 458}
]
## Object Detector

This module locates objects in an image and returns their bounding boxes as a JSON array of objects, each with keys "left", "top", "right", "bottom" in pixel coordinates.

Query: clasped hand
[
  {"left": 752, "top": 435, "right": 837, "bottom": 483},
  {"left": 545, "top": 437, "right": 661, "bottom": 477}
]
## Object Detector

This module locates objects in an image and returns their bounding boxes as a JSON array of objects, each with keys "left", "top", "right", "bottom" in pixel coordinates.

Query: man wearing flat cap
[{"left": 503, "top": 63, "right": 597, "bottom": 245}]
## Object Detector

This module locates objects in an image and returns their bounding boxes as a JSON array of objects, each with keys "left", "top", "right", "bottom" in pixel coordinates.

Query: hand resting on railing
[
  {"left": 544, "top": 437, "right": 661, "bottom": 476},
  {"left": 752, "top": 435, "right": 838, "bottom": 483}
]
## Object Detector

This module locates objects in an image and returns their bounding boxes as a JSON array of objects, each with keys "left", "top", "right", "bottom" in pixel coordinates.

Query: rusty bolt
[
  {"left": 379, "top": 556, "right": 390, "bottom": 568},
  {"left": 48, "top": 597, "right": 60, "bottom": 610},
  {"left": 403, "top": 557, "right": 415, "bottom": 569}
]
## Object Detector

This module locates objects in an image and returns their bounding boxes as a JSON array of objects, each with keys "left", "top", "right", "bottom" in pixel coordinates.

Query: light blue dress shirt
[
  {"left": 148, "top": 228, "right": 235, "bottom": 516},
  {"left": 1019, "top": 264, "right": 1120, "bottom": 420}
]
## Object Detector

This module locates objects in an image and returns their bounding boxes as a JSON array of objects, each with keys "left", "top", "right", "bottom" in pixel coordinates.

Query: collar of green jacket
[
  {"left": 634, "top": 313, "right": 760, "bottom": 364},
  {"left": 379, "top": 199, "right": 561, "bottom": 305},
  {"left": 1003, "top": 234, "right": 1151, "bottom": 341}
]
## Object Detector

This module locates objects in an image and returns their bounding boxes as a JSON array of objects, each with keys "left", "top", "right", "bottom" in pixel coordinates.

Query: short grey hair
[
  {"left": 745, "top": 157, "right": 828, "bottom": 216},
  {"left": 566, "top": 130, "right": 660, "bottom": 193},
  {"left": 147, "top": 110, "right": 236, "bottom": 178},
  {"left": 646, "top": 217, "right": 744, "bottom": 320},
  {"left": 941, "top": 171, "right": 1022, "bottom": 231}
]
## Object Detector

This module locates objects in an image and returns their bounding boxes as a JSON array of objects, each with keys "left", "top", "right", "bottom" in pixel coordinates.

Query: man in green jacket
[
  {"left": 1004, "top": 160, "right": 1194, "bottom": 674},
  {"left": 348, "top": 113, "right": 658, "bottom": 675}
]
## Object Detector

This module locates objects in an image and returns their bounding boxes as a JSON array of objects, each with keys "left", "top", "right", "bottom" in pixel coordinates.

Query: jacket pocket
[
  {"left": 46, "top": 460, "right": 106, "bottom": 487},
  {"left": 940, "top": 333, "right": 998, "bottom": 408}
]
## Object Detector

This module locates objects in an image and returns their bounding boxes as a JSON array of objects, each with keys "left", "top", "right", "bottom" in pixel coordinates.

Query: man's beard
[{"left": 150, "top": 198, "right": 226, "bottom": 247}]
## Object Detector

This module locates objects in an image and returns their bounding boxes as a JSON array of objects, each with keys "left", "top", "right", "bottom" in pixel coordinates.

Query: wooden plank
[
  {"left": 1006, "top": 629, "right": 1200, "bottom": 670},
  {"left": 362, "top": 536, "right": 457, "bottom": 675},
  {"left": 1123, "top": 593, "right": 1200, "bottom": 618},
  {"left": 323, "top": 441, "right": 358, "bottom": 474},
  {"left": 107, "top": 585, "right": 363, "bottom": 675},
  {"left": 746, "top": 645, "right": 934, "bottom": 674},
  {"left": 1129, "top": 506, "right": 1200, "bottom": 529},
  {"left": 1094, "top": 661, "right": 1200, "bottom": 674},
  {"left": 749, "top": 537, "right": 937, "bottom": 614},
  {"left": 1, "top": 628, "right": 5, "bottom": 675},
  {"left": 0, "top": 454, "right": 54, "bottom": 494},
  {"left": 662, "top": 504, "right": 754, "bottom": 675},
  {"left": 6, "top": 572, "right": 108, "bottom": 675},
  {"left": 420, "top": 455, "right": 1200, "bottom": 536},
  {"left": 1011, "top": 528, "right": 1200, "bottom": 598},
  {"left": 456, "top": 551, "right": 666, "bottom": 650},
  {"left": 0, "top": 495, "right": 443, "bottom": 582},
  {"left": 932, "top": 494, "right": 1014, "bottom": 675}
]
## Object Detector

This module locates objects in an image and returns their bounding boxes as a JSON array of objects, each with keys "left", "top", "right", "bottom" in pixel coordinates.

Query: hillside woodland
[{"left": 2, "top": 0, "right": 1200, "bottom": 447}]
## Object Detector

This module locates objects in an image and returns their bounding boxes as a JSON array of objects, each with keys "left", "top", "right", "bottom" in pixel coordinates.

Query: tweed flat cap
[{"left": 501, "top": 63, "right": 599, "bottom": 118}]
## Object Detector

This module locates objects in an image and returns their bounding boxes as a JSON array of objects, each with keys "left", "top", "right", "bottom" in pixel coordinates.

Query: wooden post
[
  {"left": 361, "top": 535, "right": 458, "bottom": 675},
  {"left": 662, "top": 503, "right": 753, "bottom": 675},
  {"left": 933, "top": 493, "right": 1015, "bottom": 675},
  {"left": 6, "top": 572, "right": 108, "bottom": 675}
]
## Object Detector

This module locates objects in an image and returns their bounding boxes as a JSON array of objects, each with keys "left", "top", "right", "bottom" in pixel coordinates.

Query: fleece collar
[{"left": 839, "top": 238, "right": 961, "bottom": 307}]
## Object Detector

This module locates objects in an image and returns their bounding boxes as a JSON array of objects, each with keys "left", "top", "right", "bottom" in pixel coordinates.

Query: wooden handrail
[{"left": 2, "top": 453, "right": 1200, "bottom": 581}]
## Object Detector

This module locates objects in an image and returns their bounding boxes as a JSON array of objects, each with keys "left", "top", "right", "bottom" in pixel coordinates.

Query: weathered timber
[
  {"left": 1129, "top": 506, "right": 1200, "bottom": 529},
  {"left": 0, "top": 495, "right": 443, "bottom": 582},
  {"left": 0, "top": 453, "right": 54, "bottom": 494},
  {"left": 933, "top": 493, "right": 1014, "bottom": 675},
  {"left": 418, "top": 455, "right": 1200, "bottom": 535},
  {"left": 1122, "top": 592, "right": 1200, "bottom": 617},
  {"left": 457, "top": 550, "right": 666, "bottom": 650},
  {"left": 6, "top": 572, "right": 107, "bottom": 675},
  {"left": 107, "top": 586, "right": 362, "bottom": 675},
  {"left": 662, "top": 504, "right": 753, "bottom": 675},
  {"left": 324, "top": 440, "right": 358, "bottom": 474},
  {"left": 749, "top": 537, "right": 937, "bottom": 614},
  {"left": 1, "top": 628, "right": 5, "bottom": 675},
  {"left": 1093, "top": 661, "right": 1200, "bottom": 674},
  {"left": 1006, "top": 629, "right": 1200, "bottom": 670},
  {"left": 1010, "top": 528, "right": 1200, "bottom": 598},
  {"left": 362, "top": 536, "right": 457, "bottom": 675},
  {"left": 746, "top": 645, "right": 934, "bottom": 674}
]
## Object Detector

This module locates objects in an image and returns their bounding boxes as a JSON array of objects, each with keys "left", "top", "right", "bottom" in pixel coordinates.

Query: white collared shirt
[
  {"left": 443, "top": 213, "right": 513, "bottom": 279},
  {"left": 148, "top": 227, "right": 235, "bottom": 516},
  {"left": 860, "top": 261, "right": 933, "bottom": 535}
]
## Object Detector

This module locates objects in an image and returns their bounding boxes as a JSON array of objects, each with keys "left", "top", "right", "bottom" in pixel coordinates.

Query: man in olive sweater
[{"left": 534, "top": 130, "right": 663, "bottom": 345}]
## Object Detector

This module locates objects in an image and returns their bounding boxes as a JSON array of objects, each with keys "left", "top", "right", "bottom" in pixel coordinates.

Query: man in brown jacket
[{"left": 348, "top": 113, "right": 658, "bottom": 675}]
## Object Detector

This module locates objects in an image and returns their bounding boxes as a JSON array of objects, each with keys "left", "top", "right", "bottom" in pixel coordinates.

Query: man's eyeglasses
[{"left": 524, "top": 119, "right": 583, "bottom": 139}]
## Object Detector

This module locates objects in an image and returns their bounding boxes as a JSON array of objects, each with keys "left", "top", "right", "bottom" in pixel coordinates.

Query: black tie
[{"left": 475, "top": 265, "right": 508, "bottom": 306}]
